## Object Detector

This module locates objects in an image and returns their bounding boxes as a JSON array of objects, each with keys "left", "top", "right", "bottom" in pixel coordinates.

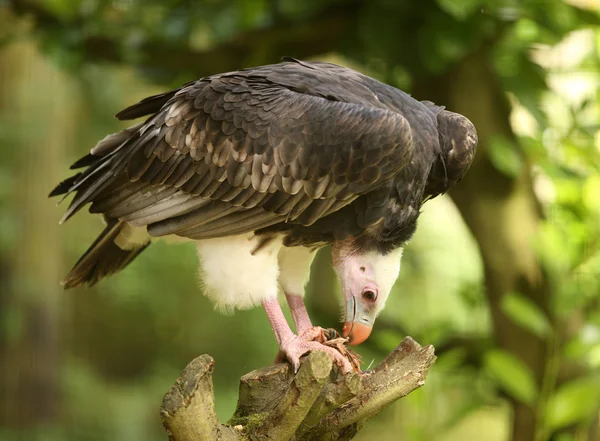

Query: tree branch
[
  {"left": 161, "top": 354, "right": 239, "bottom": 441},
  {"left": 310, "top": 338, "right": 435, "bottom": 440},
  {"left": 160, "top": 337, "right": 436, "bottom": 441}
]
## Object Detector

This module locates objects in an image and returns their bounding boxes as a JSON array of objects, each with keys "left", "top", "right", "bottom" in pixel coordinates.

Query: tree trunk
[{"left": 414, "top": 48, "right": 551, "bottom": 441}]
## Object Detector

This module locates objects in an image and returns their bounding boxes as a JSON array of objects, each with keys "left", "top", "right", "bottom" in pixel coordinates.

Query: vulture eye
[{"left": 362, "top": 290, "right": 377, "bottom": 302}]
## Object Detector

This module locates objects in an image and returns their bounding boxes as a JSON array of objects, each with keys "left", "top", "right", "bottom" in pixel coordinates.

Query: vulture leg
[
  {"left": 278, "top": 246, "right": 318, "bottom": 334},
  {"left": 285, "top": 293, "right": 313, "bottom": 334},
  {"left": 262, "top": 297, "right": 353, "bottom": 374}
]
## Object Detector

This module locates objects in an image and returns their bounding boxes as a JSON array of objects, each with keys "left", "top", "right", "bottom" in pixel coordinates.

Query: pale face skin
[{"left": 332, "top": 241, "right": 404, "bottom": 345}]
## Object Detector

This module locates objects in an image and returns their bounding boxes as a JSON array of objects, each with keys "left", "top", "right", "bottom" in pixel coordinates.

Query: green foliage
[
  {"left": 486, "top": 135, "right": 524, "bottom": 178},
  {"left": 501, "top": 292, "right": 552, "bottom": 338},
  {"left": 1, "top": 1, "right": 600, "bottom": 440},
  {"left": 545, "top": 376, "right": 600, "bottom": 431},
  {"left": 43, "top": 0, "right": 83, "bottom": 20},
  {"left": 436, "top": 0, "right": 483, "bottom": 21},
  {"left": 564, "top": 325, "right": 600, "bottom": 370},
  {"left": 483, "top": 349, "right": 539, "bottom": 405}
]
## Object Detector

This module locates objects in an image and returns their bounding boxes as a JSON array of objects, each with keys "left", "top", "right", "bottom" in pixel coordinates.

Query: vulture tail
[
  {"left": 62, "top": 219, "right": 149, "bottom": 289},
  {"left": 53, "top": 89, "right": 180, "bottom": 289},
  {"left": 50, "top": 123, "right": 146, "bottom": 223}
]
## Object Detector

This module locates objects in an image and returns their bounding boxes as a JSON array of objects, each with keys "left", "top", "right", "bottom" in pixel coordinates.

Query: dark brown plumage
[{"left": 51, "top": 57, "right": 477, "bottom": 288}]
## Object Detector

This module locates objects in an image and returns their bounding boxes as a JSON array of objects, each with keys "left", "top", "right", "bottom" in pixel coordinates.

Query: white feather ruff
[{"left": 195, "top": 234, "right": 283, "bottom": 313}]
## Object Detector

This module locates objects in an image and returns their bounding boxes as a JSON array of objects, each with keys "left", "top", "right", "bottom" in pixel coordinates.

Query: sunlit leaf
[
  {"left": 545, "top": 376, "right": 600, "bottom": 431},
  {"left": 563, "top": 326, "right": 600, "bottom": 367},
  {"left": 583, "top": 176, "right": 600, "bottom": 218},
  {"left": 436, "top": 0, "right": 482, "bottom": 20},
  {"left": 514, "top": 18, "right": 540, "bottom": 43},
  {"left": 483, "top": 349, "right": 538, "bottom": 405},
  {"left": 501, "top": 292, "right": 552, "bottom": 338},
  {"left": 43, "top": 0, "right": 84, "bottom": 21},
  {"left": 588, "top": 344, "right": 600, "bottom": 368},
  {"left": 519, "top": 136, "right": 547, "bottom": 161},
  {"left": 536, "top": 222, "right": 571, "bottom": 276}
]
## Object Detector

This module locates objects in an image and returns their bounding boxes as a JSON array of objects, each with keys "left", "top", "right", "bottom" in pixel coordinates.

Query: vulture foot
[{"left": 277, "top": 326, "right": 354, "bottom": 374}]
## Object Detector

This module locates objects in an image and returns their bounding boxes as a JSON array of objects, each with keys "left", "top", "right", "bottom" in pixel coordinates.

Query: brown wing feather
[
  {"left": 137, "top": 82, "right": 411, "bottom": 237},
  {"left": 424, "top": 109, "right": 478, "bottom": 198},
  {"left": 56, "top": 63, "right": 415, "bottom": 239}
]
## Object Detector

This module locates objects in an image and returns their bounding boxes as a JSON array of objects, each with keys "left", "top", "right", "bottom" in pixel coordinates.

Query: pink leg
[
  {"left": 285, "top": 293, "right": 313, "bottom": 335},
  {"left": 263, "top": 296, "right": 296, "bottom": 347},
  {"left": 262, "top": 297, "right": 352, "bottom": 374}
]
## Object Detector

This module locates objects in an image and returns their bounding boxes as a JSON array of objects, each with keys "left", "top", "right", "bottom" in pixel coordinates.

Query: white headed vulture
[{"left": 51, "top": 58, "right": 477, "bottom": 373}]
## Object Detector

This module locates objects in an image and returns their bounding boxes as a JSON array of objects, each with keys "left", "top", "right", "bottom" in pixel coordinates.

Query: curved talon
[
  {"left": 321, "top": 327, "right": 341, "bottom": 342},
  {"left": 279, "top": 327, "right": 353, "bottom": 374}
]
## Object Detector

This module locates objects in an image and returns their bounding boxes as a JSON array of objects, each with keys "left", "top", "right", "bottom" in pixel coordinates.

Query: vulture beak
[{"left": 342, "top": 296, "right": 374, "bottom": 345}]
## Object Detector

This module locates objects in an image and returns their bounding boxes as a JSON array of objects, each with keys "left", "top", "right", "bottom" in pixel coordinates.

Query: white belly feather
[
  {"left": 195, "top": 234, "right": 317, "bottom": 313},
  {"left": 278, "top": 245, "right": 317, "bottom": 296},
  {"left": 195, "top": 233, "right": 283, "bottom": 313},
  {"left": 115, "top": 222, "right": 317, "bottom": 313}
]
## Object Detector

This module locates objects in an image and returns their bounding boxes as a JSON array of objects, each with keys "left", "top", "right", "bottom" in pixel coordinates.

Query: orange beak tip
[{"left": 344, "top": 322, "right": 372, "bottom": 346}]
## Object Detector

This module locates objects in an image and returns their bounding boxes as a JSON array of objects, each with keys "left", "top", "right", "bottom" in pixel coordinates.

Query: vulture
[{"left": 51, "top": 58, "right": 477, "bottom": 373}]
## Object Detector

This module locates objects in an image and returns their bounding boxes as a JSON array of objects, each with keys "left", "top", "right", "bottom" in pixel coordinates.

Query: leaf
[
  {"left": 43, "top": 0, "right": 84, "bottom": 21},
  {"left": 486, "top": 135, "right": 524, "bottom": 177},
  {"left": 436, "top": 0, "right": 483, "bottom": 20},
  {"left": 519, "top": 136, "right": 547, "bottom": 161},
  {"left": 483, "top": 349, "right": 538, "bottom": 405},
  {"left": 514, "top": 18, "right": 540, "bottom": 43},
  {"left": 583, "top": 176, "right": 600, "bottom": 218},
  {"left": 545, "top": 376, "right": 600, "bottom": 431},
  {"left": 501, "top": 292, "right": 552, "bottom": 338},
  {"left": 536, "top": 221, "right": 571, "bottom": 276}
]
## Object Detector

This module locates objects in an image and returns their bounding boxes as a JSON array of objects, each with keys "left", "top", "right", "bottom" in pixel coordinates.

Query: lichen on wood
[{"left": 160, "top": 337, "right": 436, "bottom": 441}]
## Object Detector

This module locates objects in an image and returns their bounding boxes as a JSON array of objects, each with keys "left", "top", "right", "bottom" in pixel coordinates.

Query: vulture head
[{"left": 332, "top": 241, "right": 404, "bottom": 345}]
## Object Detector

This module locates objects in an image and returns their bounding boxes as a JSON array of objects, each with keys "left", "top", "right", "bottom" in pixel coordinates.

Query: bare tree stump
[{"left": 160, "top": 337, "right": 436, "bottom": 441}]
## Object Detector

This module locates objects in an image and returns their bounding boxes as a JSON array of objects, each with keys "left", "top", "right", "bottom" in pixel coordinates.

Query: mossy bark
[{"left": 160, "top": 337, "right": 436, "bottom": 441}]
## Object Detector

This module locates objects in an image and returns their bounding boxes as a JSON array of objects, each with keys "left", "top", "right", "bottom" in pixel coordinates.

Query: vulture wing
[
  {"left": 57, "top": 63, "right": 415, "bottom": 240},
  {"left": 419, "top": 101, "right": 478, "bottom": 199}
]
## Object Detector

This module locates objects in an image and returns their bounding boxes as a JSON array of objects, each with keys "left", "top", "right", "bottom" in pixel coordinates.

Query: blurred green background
[{"left": 0, "top": 0, "right": 599, "bottom": 440}]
